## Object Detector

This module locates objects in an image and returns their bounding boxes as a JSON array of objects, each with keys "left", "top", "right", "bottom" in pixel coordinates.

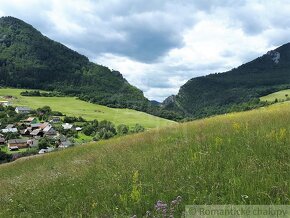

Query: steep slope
[
  {"left": 164, "top": 43, "right": 290, "bottom": 118},
  {"left": 0, "top": 102, "right": 289, "bottom": 216},
  {"left": 0, "top": 16, "right": 148, "bottom": 109}
]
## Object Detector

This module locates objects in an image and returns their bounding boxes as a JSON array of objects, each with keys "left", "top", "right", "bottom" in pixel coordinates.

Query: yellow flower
[
  {"left": 232, "top": 122, "right": 241, "bottom": 132},
  {"left": 92, "top": 202, "right": 97, "bottom": 208}
]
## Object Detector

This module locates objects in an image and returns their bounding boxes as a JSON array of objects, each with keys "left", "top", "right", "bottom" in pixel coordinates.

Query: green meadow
[
  {"left": 260, "top": 89, "right": 290, "bottom": 102},
  {"left": 0, "top": 101, "right": 289, "bottom": 217},
  {"left": 0, "top": 88, "right": 174, "bottom": 128}
]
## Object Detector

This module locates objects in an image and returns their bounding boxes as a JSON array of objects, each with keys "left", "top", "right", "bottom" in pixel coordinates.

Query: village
[
  {"left": 0, "top": 98, "right": 144, "bottom": 163},
  {"left": 0, "top": 100, "right": 80, "bottom": 155}
]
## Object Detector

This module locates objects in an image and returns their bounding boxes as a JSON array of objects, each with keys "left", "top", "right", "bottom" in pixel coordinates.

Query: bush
[
  {"left": 130, "top": 124, "right": 145, "bottom": 133},
  {"left": 0, "top": 150, "right": 12, "bottom": 164},
  {"left": 117, "top": 124, "right": 129, "bottom": 135},
  {"left": 38, "top": 138, "right": 55, "bottom": 150}
]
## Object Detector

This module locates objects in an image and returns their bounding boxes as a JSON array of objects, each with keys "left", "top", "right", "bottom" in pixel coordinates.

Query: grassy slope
[
  {"left": 0, "top": 102, "right": 289, "bottom": 217},
  {"left": 0, "top": 88, "right": 174, "bottom": 128},
  {"left": 260, "top": 89, "right": 290, "bottom": 102}
]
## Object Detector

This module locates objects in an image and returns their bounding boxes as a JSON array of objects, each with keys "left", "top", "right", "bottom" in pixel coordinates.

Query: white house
[
  {"left": 62, "top": 123, "right": 74, "bottom": 130},
  {"left": 0, "top": 101, "right": 11, "bottom": 106},
  {"left": 15, "top": 106, "right": 31, "bottom": 114},
  {"left": 38, "top": 147, "right": 54, "bottom": 154},
  {"left": 1, "top": 128, "right": 18, "bottom": 133}
]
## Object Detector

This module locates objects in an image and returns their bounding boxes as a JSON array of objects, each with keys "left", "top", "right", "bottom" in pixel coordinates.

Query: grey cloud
[
  {"left": 1, "top": 0, "right": 290, "bottom": 101},
  {"left": 29, "top": 0, "right": 197, "bottom": 63}
]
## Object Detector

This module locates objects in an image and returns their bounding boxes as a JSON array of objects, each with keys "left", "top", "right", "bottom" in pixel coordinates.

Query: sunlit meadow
[{"left": 0, "top": 102, "right": 289, "bottom": 217}]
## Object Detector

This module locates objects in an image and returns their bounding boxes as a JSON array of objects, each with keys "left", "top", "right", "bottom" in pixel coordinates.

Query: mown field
[
  {"left": 260, "top": 89, "right": 290, "bottom": 102},
  {"left": 0, "top": 101, "right": 289, "bottom": 217},
  {"left": 0, "top": 88, "right": 174, "bottom": 128}
]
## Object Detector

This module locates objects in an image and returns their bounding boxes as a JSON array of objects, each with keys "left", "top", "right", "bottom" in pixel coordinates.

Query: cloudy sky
[{"left": 0, "top": 0, "right": 290, "bottom": 101}]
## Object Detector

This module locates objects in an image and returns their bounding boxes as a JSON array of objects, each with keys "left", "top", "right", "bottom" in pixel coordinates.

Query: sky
[{"left": 0, "top": 0, "right": 290, "bottom": 101}]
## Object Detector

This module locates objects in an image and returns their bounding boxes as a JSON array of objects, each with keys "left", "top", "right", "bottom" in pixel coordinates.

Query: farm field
[
  {"left": 0, "top": 88, "right": 174, "bottom": 129},
  {"left": 0, "top": 101, "right": 289, "bottom": 217},
  {"left": 260, "top": 89, "right": 290, "bottom": 102}
]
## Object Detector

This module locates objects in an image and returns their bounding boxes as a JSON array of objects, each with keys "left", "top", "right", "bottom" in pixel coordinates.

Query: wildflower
[
  {"left": 232, "top": 122, "right": 241, "bottom": 132},
  {"left": 155, "top": 200, "right": 167, "bottom": 211},
  {"left": 145, "top": 211, "right": 151, "bottom": 217},
  {"left": 91, "top": 202, "right": 97, "bottom": 208}
]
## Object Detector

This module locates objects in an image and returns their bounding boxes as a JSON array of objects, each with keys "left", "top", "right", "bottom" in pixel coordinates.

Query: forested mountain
[
  {"left": 163, "top": 43, "right": 290, "bottom": 118},
  {"left": 0, "top": 16, "right": 180, "bottom": 120}
]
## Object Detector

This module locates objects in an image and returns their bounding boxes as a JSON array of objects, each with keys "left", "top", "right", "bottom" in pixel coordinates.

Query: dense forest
[
  {"left": 0, "top": 17, "right": 181, "bottom": 120},
  {"left": 163, "top": 43, "right": 290, "bottom": 118}
]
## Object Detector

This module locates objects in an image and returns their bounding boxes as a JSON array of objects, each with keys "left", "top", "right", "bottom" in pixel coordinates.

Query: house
[
  {"left": 38, "top": 147, "right": 54, "bottom": 154},
  {"left": 7, "top": 139, "right": 28, "bottom": 149},
  {"left": 50, "top": 117, "right": 61, "bottom": 123},
  {"left": 1, "top": 128, "right": 18, "bottom": 133},
  {"left": 0, "top": 137, "right": 5, "bottom": 145},
  {"left": 75, "top": 127, "right": 82, "bottom": 131},
  {"left": 40, "top": 122, "right": 51, "bottom": 130},
  {"left": 43, "top": 126, "right": 57, "bottom": 136},
  {"left": 31, "top": 123, "right": 42, "bottom": 129},
  {"left": 5, "top": 124, "right": 14, "bottom": 129},
  {"left": 59, "top": 140, "right": 72, "bottom": 148},
  {"left": 57, "top": 135, "right": 73, "bottom": 148},
  {"left": 62, "top": 123, "right": 74, "bottom": 130},
  {"left": 20, "top": 127, "right": 32, "bottom": 136},
  {"left": 15, "top": 106, "right": 31, "bottom": 114},
  {"left": 0, "top": 101, "right": 10, "bottom": 106},
  {"left": 30, "top": 129, "right": 43, "bottom": 137},
  {"left": 24, "top": 117, "right": 39, "bottom": 125},
  {"left": 27, "top": 139, "right": 39, "bottom": 148},
  {"left": 9, "top": 146, "right": 19, "bottom": 151}
]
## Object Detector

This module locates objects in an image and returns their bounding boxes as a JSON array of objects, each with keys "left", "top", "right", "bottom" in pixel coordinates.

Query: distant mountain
[
  {"left": 0, "top": 16, "right": 181, "bottom": 120},
  {"left": 163, "top": 43, "right": 290, "bottom": 118},
  {"left": 150, "top": 100, "right": 161, "bottom": 106}
]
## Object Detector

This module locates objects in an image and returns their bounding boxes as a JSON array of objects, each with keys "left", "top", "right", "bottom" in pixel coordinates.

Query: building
[
  {"left": 0, "top": 101, "right": 10, "bottom": 106},
  {"left": 50, "top": 117, "right": 61, "bottom": 123},
  {"left": 30, "top": 129, "right": 43, "bottom": 137},
  {"left": 59, "top": 140, "right": 72, "bottom": 148},
  {"left": 20, "top": 128, "right": 32, "bottom": 136},
  {"left": 31, "top": 123, "right": 42, "bottom": 129},
  {"left": 24, "top": 117, "right": 39, "bottom": 125},
  {"left": 27, "top": 139, "right": 39, "bottom": 148},
  {"left": 38, "top": 147, "right": 54, "bottom": 154},
  {"left": 40, "top": 122, "right": 51, "bottom": 130},
  {"left": 5, "top": 124, "right": 14, "bottom": 129},
  {"left": 15, "top": 107, "right": 32, "bottom": 114},
  {"left": 0, "top": 137, "right": 5, "bottom": 145},
  {"left": 75, "top": 127, "right": 82, "bottom": 131},
  {"left": 62, "top": 123, "right": 74, "bottom": 130},
  {"left": 1, "top": 128, "right": 18, "bottom": 133},
  {"left": 43, "top": 126, "right": 57, "bottom": 136},
  {"left": 7, "top": 139, "right": 28, "bottom": 149}
]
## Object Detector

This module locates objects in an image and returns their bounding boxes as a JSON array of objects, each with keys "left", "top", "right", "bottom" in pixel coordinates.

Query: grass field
[
  {"left": 260, "top": 89, "right": 290, "bottom": 102},
  {"left": 0, "top": 88, "right": 174, "bottom": 129},
  {"left": 0, "top": 101, "right": 289, "bottom": 217}
]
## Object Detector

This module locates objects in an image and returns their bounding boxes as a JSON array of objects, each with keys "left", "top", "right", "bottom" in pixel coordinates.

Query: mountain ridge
[{"left": 163, "top": 42, "right": 290, "bottom": 118}]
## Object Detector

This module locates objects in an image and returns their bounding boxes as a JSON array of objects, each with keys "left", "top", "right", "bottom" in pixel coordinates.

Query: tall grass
[{"left": 0, "top": 102, "right": 289, "bottom": 217}]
